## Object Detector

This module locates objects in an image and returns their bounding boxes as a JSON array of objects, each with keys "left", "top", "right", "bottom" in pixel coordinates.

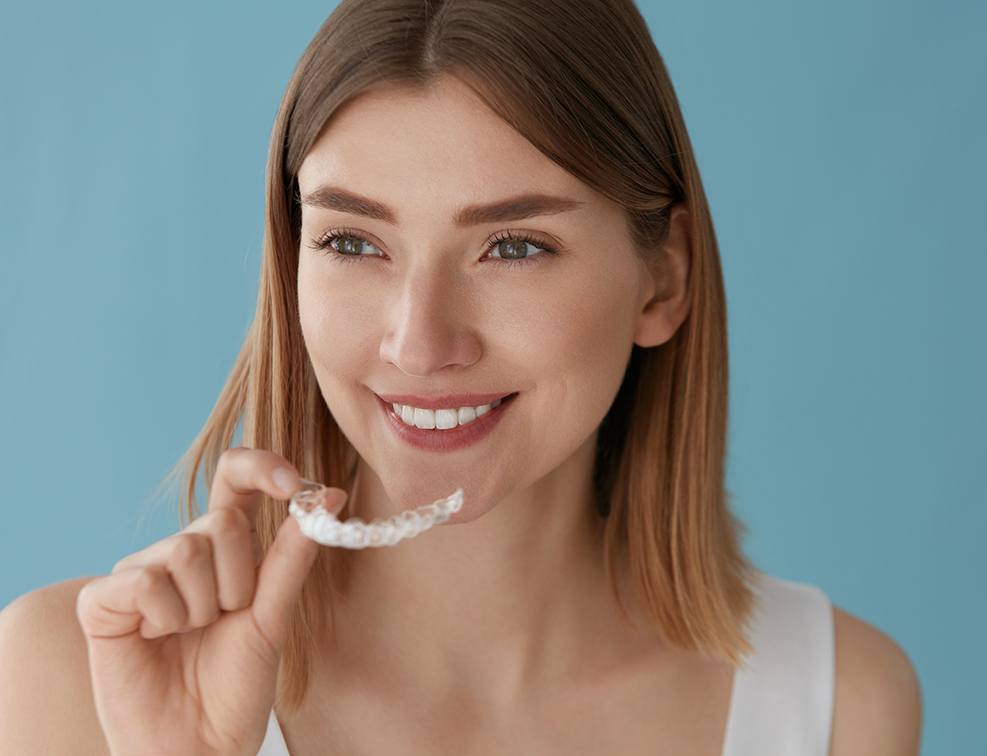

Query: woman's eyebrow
[{"left": 299, "top": 184, "right": 585, "bottom": 227}]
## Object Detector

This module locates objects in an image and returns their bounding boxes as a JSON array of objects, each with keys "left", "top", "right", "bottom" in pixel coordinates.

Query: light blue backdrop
[{"left": 1, "top": 1, "right": 983, "bottom": 753}]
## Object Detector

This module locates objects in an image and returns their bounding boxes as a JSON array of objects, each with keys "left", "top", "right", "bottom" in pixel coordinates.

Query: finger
[
  {"left": 77, "top": 566, "right": 187, "bottom": 641},
  {"left": 208, "top": 446, "right": 304, "bottom": 524},
  {"left": 251, "top": 487, "right": 348, "bottom": 656},
  {"left": 164, "top": 533, "right": 220, "bottom": 631},
  {"left": 112, "top": 509, "right": 259, "bottom": 612},
  {"left": 76, "top": 567, "right": 188, "bottom": 697},
  {"left": 208, "top": 507, "right": 262, "bottom": 610},
  {"left": 136, "top": 567, "right": 191, "bottom": 639}
]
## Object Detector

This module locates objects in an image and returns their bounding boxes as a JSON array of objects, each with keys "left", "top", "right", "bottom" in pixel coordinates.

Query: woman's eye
[
  {"left": 317, "top": 233, "right": 382, "bottom": 258},
  {"left": 486, "top": 238, "right": 548, "bottom": 264}
]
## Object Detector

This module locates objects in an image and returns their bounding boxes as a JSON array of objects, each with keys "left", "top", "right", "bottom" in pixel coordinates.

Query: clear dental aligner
[{"left": 287, "top": 478, "right": 464, "bottom": 549}]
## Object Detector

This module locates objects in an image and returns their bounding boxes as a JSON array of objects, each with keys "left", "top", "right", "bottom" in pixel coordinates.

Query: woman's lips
[{"left": 375, "top": 391, "right": 519, "bottom": 452}]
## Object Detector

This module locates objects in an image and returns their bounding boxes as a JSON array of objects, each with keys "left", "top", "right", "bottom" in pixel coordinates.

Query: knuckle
[
  {"left": 216, "top": 447, "right": 245, "bottom": 477},
  {"left": 196, "top": 597, "right": 223, "bottom": 627},
  {"left": 189, "top": 601, "right": 221, "bottom": 628},
  {"left": 229, "top": 587, "right": 255, "bottom": 613},
  {"left": 136, "top": 565, "right": 168, "bottom": 592},
  {"left": 209, "top": 506, "right": 251, "bottom": 538},
  {"left": 75, "top": 580, "right": 97, "bottom": 613},
  {"left": 216, "top": 446, "right": 257, "bottom": 472},
  {"left": 170, "top": 534, "right": 211, "bottom": 568}
]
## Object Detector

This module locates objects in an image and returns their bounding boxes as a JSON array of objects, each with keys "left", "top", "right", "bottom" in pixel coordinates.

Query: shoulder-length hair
[{"left": 155, "top": 0, "right": 758, "bottom": 713}]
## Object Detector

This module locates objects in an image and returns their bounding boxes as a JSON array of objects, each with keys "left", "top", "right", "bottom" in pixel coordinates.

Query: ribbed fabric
[{"left": 257, "top": 571, "right": 834, "bottom": 755}]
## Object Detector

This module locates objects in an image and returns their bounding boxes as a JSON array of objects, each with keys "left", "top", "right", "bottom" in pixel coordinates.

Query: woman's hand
[{"left": 75, "top": 447, "right": 346, "bottom": 756}]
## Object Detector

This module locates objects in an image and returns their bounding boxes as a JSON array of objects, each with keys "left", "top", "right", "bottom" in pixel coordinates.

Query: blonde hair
[{"left": 154, "top": 0, "right": 758, "bottom": 713}]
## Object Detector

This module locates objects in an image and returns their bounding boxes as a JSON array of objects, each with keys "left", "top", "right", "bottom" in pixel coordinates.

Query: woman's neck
[{"left": 318, "top": 438, "right": 651, "bottom": 711}]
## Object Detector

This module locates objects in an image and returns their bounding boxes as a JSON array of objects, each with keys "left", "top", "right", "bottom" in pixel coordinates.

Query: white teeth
[
  {"left": 391, "top": 395, "right": 511, "bottom": 430},
  {"left": 413, "top": 408, "right": 436, "bottom": 429},
  {"left": 435, "top": 408, "right": 458, "bottom": 429}
]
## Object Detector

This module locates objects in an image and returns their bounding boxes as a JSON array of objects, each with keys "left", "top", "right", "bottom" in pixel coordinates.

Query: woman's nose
[{"left": 378, "top": 268, "right": 481, "bottom": 376}]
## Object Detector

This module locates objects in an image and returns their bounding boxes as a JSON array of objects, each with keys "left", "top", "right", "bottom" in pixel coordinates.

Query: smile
[{"left": 374, "top": 391, "right": 519, "bottom": 452}]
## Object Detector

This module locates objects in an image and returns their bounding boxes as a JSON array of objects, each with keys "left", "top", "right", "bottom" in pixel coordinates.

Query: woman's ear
[{"left": 633, "top": 202, "right": 693, "bottom": 348}]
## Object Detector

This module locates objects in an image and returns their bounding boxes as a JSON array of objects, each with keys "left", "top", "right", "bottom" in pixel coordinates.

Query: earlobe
[{"left": 633, "top": 202, "right": 693, "bottom": 348}]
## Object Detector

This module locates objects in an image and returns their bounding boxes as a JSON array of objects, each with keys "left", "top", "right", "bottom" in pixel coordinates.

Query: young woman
[{"left": 0, "top": 1, "right": 922, "bottom": 754}]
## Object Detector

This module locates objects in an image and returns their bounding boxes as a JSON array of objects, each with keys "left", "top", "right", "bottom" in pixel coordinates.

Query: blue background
[{"left": 1, "top": 1, "right": 983, "bottom": 752}]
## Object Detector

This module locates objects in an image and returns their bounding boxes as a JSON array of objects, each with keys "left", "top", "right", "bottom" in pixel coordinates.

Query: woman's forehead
[{"left": 297, "top": 81, "right": 585, "bottom": 197}]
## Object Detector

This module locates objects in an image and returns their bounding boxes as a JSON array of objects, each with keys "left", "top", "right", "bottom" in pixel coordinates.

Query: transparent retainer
[{"left": 287, "top": 478, "right": 465, "bottom": 549}]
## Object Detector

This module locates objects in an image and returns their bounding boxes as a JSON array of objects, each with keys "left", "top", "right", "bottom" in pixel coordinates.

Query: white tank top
[{"left": 257, "top": 571, "right": 834, "bottom": 755}]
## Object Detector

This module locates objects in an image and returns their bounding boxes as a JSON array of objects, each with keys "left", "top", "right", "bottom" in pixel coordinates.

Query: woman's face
[{"left": 295, "top": 75, "right": 669, "bottom": 521}]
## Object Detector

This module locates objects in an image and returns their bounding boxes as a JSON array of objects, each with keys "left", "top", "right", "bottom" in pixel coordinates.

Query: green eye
[{"left": 309, "top": 231, "right": 382, "bottom": 259}]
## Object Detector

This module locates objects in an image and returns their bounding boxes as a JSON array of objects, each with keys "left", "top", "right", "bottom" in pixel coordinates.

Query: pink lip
[
  {"left": 375, "top": 391, "right": 519, "bottom": 452},
  {"left": 374, "top": 391, "right": 515, "bottom": 410}
]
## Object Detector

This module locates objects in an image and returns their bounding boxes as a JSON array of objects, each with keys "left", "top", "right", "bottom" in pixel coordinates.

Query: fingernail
[{"left": 273, "top": 467, "right": 300, "bottom": 497}]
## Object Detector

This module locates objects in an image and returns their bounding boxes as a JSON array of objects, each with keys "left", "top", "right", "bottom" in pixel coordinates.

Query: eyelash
[{"left": 304, "top": 227, "right": 559, "bottom": 270}]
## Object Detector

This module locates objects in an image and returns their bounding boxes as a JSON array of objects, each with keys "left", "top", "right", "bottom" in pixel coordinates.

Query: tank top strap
[
  {"left": 720, "top": 571, "right": 835, "bottom": 756},
  {"left": 257, "top": 707, "right": 290, "bottom": 755}
]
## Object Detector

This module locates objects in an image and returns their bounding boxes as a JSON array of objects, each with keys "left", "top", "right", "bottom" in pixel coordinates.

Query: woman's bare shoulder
[
  {"left": 0, "top": 575, "right": 110, "bottom": 755},
  {"left": 829, "top": 603, "right": 923, "bottom": 756}
]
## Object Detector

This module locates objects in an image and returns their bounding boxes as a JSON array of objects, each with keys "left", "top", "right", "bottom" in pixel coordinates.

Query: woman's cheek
[{"left": 299, "top": 271, "right": 380, "bottom": 358}]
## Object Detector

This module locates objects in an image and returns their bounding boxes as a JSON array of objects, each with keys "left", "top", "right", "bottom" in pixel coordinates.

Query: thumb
[{"left": 250, "top": 487, "right": 348, "bottom": 655}]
